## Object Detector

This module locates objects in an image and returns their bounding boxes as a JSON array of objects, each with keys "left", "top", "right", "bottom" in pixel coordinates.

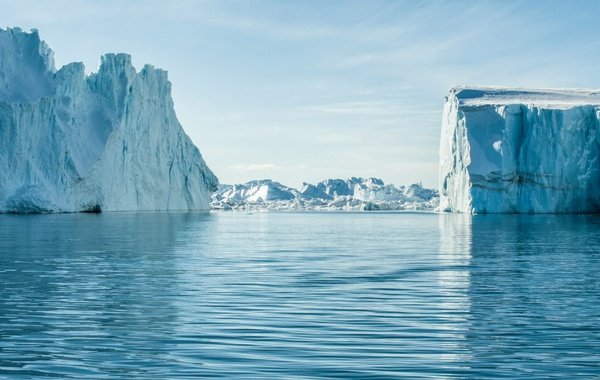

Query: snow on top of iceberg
[{"left": 450, "top": 85, "right": 600, "bottom": 109}]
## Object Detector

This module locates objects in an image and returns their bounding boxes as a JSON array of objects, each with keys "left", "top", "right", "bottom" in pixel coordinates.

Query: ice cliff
[
  {"left": 212, "top": 178, "right": 439, "bottom": 211},
  {"left": 0, "top": 27, "right": 217, "bottom": 213},
  {"left": 439, "top": 86, "right": 600, "bottom": 213}
]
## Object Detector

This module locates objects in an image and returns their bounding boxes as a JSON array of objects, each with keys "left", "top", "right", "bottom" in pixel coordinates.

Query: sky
[{"left": 2, "top": 0, "right": 600, "bottom": 188}]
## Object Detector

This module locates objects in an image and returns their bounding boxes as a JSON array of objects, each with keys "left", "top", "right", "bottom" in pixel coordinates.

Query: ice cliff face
[
  {"left": 439, "top": 86, "right": 600, "bottom": 213},
  {"left": 0, "top": 27, "right": 217, "bottom": 213},
  {"left": 212, "top": 178, "right": 439, "bottom": 211}
]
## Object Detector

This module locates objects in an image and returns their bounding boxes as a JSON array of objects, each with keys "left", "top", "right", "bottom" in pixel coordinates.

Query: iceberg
[
  {"left": 0, "top": 27, "right": 217, "bottom": 213},
  {"left": 439, "top": 86, "right": 600, "bottom": 213},
  {"left": 212, "top": 178, "right": 439, "bottom": 211}
]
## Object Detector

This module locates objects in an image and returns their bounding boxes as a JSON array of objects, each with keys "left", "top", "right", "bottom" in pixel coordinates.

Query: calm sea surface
[{"left": 0, "top": 212, "right": 599, "bottom": 379}]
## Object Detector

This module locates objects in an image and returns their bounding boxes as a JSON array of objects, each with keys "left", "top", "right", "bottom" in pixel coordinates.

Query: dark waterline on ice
[{"left": 0, "top": 212, "right": 599, "bottom": 378}]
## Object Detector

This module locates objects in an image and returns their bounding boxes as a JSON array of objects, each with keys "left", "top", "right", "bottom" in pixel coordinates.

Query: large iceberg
[
  {"left": 0, "top": 27, "right": 217, "bottom": 213},
  {"left": 212, "top": 178, "right": 439, "bottom": 211},
  {"left": 439, "top": 86, "right": 600, "bottom": 213}
]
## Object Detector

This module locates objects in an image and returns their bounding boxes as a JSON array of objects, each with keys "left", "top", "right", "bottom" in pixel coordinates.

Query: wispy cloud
[
  {"left": 229, "top": 163, "right": 279, "bottom": 171},
  {"left": 5, "top": 0, "right": 599, "bottom": 188},
  {"left": 301, "top": 100, "right": 438, "bottom": 117}
]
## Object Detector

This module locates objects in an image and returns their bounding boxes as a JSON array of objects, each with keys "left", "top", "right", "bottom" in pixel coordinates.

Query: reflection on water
[
  {"left": 0, "top": 213, "right": 215, "bottom": 378},
  {"left": 465, "top": 215, "right": 600, "bottom": 378},
  {"left": 440, "top": 214, "right": 600, "bottom": 377},
  {"left": 437, "top": 215, "right": 472, "bottom": 366},
  {"left": 0, "top": 212, "right": 599, "bottom": 378}
]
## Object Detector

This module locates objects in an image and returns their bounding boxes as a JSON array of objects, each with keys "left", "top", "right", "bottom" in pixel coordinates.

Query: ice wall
[
  {"left": 0, "top": 27, "right": 218, "bottom": 213},
  {"left": 439, "top": 86, "right": 600, "bottom": 213}
]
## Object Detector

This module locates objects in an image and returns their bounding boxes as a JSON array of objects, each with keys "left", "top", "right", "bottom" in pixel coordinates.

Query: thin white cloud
[
  {"left": 229, "top": 163, "right": 278, "bottom": 171},
  {"left": 301, "top": 100, "right": 438, "bottom": 117}
]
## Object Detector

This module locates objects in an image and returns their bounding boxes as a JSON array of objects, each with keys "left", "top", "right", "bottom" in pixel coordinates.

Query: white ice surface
[
  {"left": 452, "top": 85, "right": 600, "bottom": 108},
  {"left": 0, "top": 28, "right": 217, "bottom": 213},
  {"left": 212, "top": 178, "right": 439, "bottom": 211},
  {"left": 440, "top": 86, "right": 600, "bottom": 213}
]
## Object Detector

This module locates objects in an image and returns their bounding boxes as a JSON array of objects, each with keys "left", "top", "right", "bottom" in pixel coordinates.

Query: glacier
[
  {"left": 212, "top": 178, "right": 439, "bottom": 211},
  {"left": 439, "top": 86, "right": 600, "bottom": 213},
  {"left": 0, "top": 27, "right": 217, "bottom": 213}
]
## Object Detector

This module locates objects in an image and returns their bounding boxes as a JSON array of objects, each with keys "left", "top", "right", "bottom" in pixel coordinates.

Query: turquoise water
[{"left": 0, "top": 212, "right": 599, "bottom": 378}]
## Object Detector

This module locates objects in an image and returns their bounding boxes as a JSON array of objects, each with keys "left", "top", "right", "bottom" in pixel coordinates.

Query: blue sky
[{"left": 3, "top": 0, "right": 600, "bottom": 187}]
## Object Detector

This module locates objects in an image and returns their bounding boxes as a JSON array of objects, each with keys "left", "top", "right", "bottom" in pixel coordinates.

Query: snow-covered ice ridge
[
  {"left": 212, "top": 178, "right": 439, "bottom": 211},
  {"left": 0, "top": 27, "right": 217, "bottom": 213},
  {"left": 440, "top": 86, "right": 600, "bottom": 213}
]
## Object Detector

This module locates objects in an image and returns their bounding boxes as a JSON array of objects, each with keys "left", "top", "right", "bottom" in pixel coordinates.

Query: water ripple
[{"left": 0, "top": 212, "right": 599, "bottom": 378}]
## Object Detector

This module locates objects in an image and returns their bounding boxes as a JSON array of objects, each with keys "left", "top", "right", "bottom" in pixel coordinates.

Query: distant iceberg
[
  {"left": 212, "top": 178, "right": 439, "bottom": 211},
  {"left": 0, "top": 27, "right": 217, "bottom": 213},
  {"left": 440, "top": 86, "right": 600, "bottom": 213}
]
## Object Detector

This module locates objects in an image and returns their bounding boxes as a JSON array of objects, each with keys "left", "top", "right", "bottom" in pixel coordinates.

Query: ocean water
[{"left": 0, "top": 211, "right": 599, "bottom": 379}]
